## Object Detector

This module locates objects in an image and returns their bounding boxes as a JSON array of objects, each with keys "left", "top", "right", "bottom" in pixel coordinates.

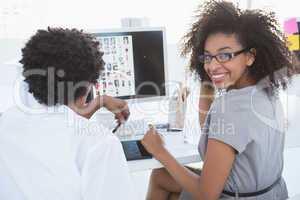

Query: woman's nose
[{"left": 207, "top": 57, "right": 223, "bottom": 72}]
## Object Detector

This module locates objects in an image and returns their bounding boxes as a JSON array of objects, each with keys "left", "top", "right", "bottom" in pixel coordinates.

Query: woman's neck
[{"left": 228, "top": 73, "right": 257, "bottom": 91}]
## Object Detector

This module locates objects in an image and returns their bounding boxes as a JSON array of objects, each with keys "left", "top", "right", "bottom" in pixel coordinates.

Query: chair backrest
[
  {"left": 283, "top": 147, "right": 300, "bottom": 198},
  {"left": 287, "top": 194, "right": 300, "bottom": 200}
]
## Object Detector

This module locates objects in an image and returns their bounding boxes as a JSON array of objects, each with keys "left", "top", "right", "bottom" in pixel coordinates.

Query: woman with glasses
[{"left": 141, "top": 0, "right": 297, "bottom": 199}]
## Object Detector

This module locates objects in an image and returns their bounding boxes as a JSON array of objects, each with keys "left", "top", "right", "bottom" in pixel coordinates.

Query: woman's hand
[{"left": 141, "top": 127, "right": 166, "bottom": 158}]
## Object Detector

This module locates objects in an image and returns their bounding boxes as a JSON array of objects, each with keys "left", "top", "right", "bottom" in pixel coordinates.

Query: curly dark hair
[
  {"left": 20, "top": 27, "right": 104, "bottom": 106},
  {"left": 181, "top": 0, "right": 298, "bottom": 93}
]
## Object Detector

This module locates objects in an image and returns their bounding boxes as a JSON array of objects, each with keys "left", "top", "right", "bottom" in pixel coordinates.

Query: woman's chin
[{"left": 214, "top": 82, "right": 227, "bottom": 89}]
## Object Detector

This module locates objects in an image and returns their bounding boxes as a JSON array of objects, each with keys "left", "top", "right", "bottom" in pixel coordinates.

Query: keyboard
[
  {"left": 114, "top": 120, "right": 170, "bottom": 138},
  {"left": 114, "top": 119, "right": 149, "bottom": 137}
]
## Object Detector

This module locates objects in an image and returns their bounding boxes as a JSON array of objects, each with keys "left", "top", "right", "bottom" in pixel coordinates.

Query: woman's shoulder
[
  {"left": 225, "top": 85, "right": 266, "bottom": 101},
  {"left": 212, "top": 85, "right": 271, "bottom": 113}
]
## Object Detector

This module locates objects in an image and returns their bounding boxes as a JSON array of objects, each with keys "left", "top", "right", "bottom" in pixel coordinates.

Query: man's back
[{"left": 0, "top": 106, "right": 135, "bottom": 200}]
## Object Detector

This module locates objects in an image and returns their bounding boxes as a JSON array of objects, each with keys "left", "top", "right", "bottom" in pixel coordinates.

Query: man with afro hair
[{"left": 0, "top": 27, "right": 135, "bottom": 200}]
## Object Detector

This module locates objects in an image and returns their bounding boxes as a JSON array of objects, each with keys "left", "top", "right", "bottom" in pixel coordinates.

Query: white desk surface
[{"left": 121, "top": 131, "right": 201, "bottom": 172}]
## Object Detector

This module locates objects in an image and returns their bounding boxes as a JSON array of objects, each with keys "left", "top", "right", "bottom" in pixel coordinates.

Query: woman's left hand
[{"left": 141, "top": 127, "right": 166, "bottom": 158}]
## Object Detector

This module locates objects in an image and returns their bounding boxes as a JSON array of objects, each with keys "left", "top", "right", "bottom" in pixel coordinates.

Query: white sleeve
[
  {"left": 81, "top": 134, "right": 136, "bottom": 200},
  {"left": 0, "top": 156, "right": 26, "bottom": 200}
]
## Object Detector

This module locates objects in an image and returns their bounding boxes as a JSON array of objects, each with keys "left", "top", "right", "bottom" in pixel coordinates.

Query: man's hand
[{"left": 102, "top": 95, "right": 130, "bottom": 124}]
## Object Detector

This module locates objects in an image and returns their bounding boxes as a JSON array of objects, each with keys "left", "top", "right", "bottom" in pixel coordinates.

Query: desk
[{"left": 122, "top": 131, "right": 201, "bottom": 172}]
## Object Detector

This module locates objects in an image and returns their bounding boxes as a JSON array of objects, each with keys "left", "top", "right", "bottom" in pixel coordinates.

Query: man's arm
[{"left": 77, "top": 95, "right": 130, "bottom": 122}]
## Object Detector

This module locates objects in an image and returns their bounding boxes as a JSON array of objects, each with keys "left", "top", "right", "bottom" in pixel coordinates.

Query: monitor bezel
[{"left": 89, "top": 27, "right": 169, "bottom": 103}]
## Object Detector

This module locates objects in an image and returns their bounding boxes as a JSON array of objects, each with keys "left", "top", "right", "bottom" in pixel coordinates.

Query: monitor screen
[{"left": 91, "top": 27, "right": 167, "bottom": 100}]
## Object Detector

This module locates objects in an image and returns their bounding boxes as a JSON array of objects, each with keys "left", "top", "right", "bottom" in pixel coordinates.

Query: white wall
[
  {"left": 1, "top": 0, "right": 299, "bottom": 40},
  {"left": 0, "top": 0, "right": 201, "bottom": 43}
]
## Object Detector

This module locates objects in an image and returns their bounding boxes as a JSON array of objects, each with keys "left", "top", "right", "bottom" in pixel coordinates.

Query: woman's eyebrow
[
  {"left": 204, "top": 46, "right": 232, "bottom": 54},
  {"left": 218, "top": 46, "right": 232, "bottom": 51}
]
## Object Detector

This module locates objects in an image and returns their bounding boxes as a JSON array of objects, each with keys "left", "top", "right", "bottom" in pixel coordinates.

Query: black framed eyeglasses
[{"left": 198, "top": 48, "right": 250, "bottom": 64}]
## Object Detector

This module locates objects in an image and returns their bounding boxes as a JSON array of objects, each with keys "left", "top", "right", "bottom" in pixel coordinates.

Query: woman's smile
[{"left": 210, "top": 72, "right": 228, "bottom": 85}]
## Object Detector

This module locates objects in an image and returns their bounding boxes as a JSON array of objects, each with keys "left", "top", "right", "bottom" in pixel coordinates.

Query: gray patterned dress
[{"left": 179, "top": 85, "right": 288, "bottom": 200}]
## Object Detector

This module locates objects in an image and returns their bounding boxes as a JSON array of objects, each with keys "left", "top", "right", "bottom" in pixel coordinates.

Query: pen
[{"left": 112, "top": 123, "right": 122, "bottom": 133}]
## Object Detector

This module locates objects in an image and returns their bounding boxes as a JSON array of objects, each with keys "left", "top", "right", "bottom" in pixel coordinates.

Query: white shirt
[{"left": 0, "top": 105, "right": 135, "bottom": 200}]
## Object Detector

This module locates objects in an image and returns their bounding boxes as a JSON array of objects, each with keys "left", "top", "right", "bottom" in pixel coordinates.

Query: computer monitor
[{"left": 90, "top": 27, "right": 168, "bottom": 101}]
